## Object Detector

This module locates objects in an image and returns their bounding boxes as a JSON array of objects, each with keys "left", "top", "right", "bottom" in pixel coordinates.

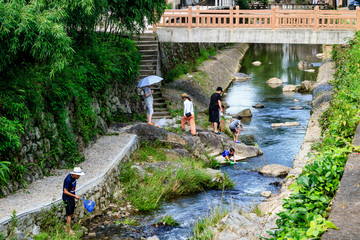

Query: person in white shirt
[{"left": 181, "top": 93, "right": 197, "bottom": 136}]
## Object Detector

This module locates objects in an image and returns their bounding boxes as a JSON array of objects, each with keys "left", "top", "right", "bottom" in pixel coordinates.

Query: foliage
[
  {"left": 266, "top": 32, "right": 360, "bottom": 239},
  {"left": 236, "top": 0, "right": 250, "bottom": 9},
  {"left": 160, "top": 215, "right": 179, "bottom": 226},
  {"left": 191, "top": 207, "right": 229, "bottom": 240},
  {"left": 0, "top": 36, "right": 141, "bottom": 189},
  {"left": 0, "top": 161, "right": 11, "bottom": 185},
  {"left": 116, "top": 217, "right": 140, "bottom": 226},
  {"left": 164, "top": 46, "right": 218, "bottom": 83}
]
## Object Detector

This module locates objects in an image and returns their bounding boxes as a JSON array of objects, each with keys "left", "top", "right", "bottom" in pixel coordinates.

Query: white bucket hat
[{"left": 70, "top": 167, "right": 85, "bottom": 176}]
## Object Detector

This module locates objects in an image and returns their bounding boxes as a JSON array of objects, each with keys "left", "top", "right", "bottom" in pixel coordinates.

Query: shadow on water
[{"left": 82, "top": 44, "right": 322, "bottom": 240}]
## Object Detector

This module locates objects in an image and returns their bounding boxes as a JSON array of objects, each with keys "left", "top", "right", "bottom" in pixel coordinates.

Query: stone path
[{"left": 0, "top": 133, "right": 136, "bottom": 225}]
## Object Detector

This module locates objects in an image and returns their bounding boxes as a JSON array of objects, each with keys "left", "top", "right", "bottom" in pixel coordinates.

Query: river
[{"left": 83, "top": 44, "right": 322, "bottom": 240}]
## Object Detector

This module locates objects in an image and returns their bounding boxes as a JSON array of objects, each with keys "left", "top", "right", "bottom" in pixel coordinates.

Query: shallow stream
[{"left": 83, "top": 44, "right": 322, "bottom": 240}]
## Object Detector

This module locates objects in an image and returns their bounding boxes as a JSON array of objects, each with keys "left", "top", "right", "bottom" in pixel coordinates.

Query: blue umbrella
[{"left": 137, "top": 75, "right": 163, "bottom": 88}]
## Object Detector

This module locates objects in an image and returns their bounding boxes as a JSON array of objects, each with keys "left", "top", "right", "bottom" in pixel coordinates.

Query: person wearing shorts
[
  {"left": 209, "top": 87, "right": 223, "bottom": 134},
  {"left": 62, "top": 167, "right": 85, "bottom": 235},
  {"left": 229, "top": 116, "right": 243, "bottom": 143},
  {"left": 144, "top": 85, "right": 154, "bottom": 125}
]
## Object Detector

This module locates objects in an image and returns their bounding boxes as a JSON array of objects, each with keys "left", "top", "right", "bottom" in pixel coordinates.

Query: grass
[
  {"left": 191, "top": 207, "right": 229, "bottom": 240},
  {"left": 119, "top": 142, "right": 234, "bottom": 211},
  {"left": 159, "top": 215, "right": 179, "bottom": 226},
  {"left": 116, "top": 217, "right": 139, "bottom": 226},
  {"left": 33, "top": 223, "right": 83, "bottom": 240},
  {"left": 250, "top": 204, "right": 263, "bottom": 217}
]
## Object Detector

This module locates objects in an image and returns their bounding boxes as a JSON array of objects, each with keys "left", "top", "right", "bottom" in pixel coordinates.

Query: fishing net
[{"left": 82, "top": 199, "right": 95, "bottom": 213}]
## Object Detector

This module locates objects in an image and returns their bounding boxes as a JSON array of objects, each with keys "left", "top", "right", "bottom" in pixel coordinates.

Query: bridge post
[
  {"left": 271, "top": 7, "right": 276, "bottom": 30},
  {"left": 357, "top": 7, "right": 360, "bottom": 31},
  {"left": 230, "top": 6, "right": 234, "bottom": 30},
  {"left": 235, "top": 6, "right": 239, "bottom": 27},
  {"left": 188, "top": 6, "right": 192, "bottom": 30},
  {"left": 314, "top": 6, "right": 319, "bottom": 31},
  {"left": 196, "top": 5, "right": 200, "bottom": 28}
]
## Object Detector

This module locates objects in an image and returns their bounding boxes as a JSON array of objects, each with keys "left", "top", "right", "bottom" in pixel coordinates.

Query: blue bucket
[{"left": 82, "top": 199, "right": 95, "bottom": 213}]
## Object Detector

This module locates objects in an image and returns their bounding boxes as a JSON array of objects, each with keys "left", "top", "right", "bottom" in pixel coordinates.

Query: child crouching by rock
[{"left": 222, "top": 147, "right": 236, "bottom": 164}]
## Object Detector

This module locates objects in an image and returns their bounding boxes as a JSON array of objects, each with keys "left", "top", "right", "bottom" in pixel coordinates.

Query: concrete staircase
[{"left": 135, "top": 33, "right": 171, "bottom": 120}]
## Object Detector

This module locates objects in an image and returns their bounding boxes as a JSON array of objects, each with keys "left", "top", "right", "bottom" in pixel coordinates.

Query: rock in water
[
  {"left": 252, "top": 103, "right": 264, "bottom": 108},
  {"left": 266, "top": 77, "right": 283, "bottom": 84},
  {"left": 231, "top": 73, "right": 251, "bottom": 81},
  {"left": 290, "top": 106, "right": 304, "bottom": 110},
  {"left": 293, "top": 99, "right": 299, "bottom": 102},
  {"left": 298, "top": 60, "right": 312, "bottom": 70},
  {"left": 232, "top": 108, "right": 252, "bottom": 118},
  {"left": 298, "top": 80, "right": 315, "bottom": 92},
  {"left": 252, "top": 61, "right": 261, "bottom": 66},
  {"left": 271, "top": 122, "right": 300, "bottom": 128},
  {"left": 282, "top": 85, "right": 299, "bottom": 92},
  {"left": 260, "top": 191, "right": 272, "bottom": 198},
  {"left": 259, "top": 164, "right": 291, "bottom": 177},
  {"left": 147, "top": 236, "right": 160, "bottom": 240},
  {"left": 304, "top": 69, "right": 315, "bottom": 73},
  {"left": 316, "top": 53, "right": 324, "bottom": 59}
]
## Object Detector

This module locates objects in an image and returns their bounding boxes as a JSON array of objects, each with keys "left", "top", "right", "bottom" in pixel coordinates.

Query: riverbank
[
  {"left": 162, "top": 43, "right": 249, "bottom": 112},
  {"left": 212, "top": 56, "right": 335, "bottom": 239}
]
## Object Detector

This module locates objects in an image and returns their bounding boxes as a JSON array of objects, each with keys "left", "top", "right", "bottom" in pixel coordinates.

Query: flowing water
[{"left": 83, "top": 44, "right": 322, "bottom": 240}]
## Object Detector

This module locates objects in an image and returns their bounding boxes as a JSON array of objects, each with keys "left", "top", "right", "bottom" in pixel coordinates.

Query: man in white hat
[{"left": 62, "top": 167, "right": 85, "bottom": 235}]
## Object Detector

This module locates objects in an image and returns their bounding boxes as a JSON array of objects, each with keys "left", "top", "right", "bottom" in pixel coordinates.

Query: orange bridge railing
[{"left": 154, "top": 6, "right": 360, "bottom": 32}]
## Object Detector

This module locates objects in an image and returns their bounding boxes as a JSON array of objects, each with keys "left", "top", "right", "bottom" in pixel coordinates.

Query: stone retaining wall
[{"left": 0, "top": 135, "right": 137, "bottom": 238}]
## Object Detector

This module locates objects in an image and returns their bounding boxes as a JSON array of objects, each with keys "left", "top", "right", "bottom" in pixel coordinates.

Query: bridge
[{"left": 153, "top": 6, "right": 360, "bottom": 44}]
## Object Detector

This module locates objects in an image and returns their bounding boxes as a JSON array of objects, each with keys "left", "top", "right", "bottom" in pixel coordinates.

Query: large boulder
[
  {"left": 282, "top": 85, "right": 299, "bottom": 92},
  {"left": 198, "top": 131, "right": 223, "bottom": 151},
  {"left": 232, "top": 108, "right": 252, "bottom": 118},
  {"left": 271, "top": 122, "right": 300, "bottom": 128},
  {"left": 163, "top": 148, "right": 191, "bottom": 160},
  {"left": 298, "top": 60, "right": 312, "bottom": 70},
  {"left": 259, "top": 164, "right": 291, "bottom": 177},
  {"left": 231, "top": 73, "right": 251, "bottom": 81},
  {"left": 126, "top": 123, "right": 167, "bottom": 142}
]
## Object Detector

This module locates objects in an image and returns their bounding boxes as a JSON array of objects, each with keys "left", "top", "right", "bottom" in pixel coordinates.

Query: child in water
[
  {"left": 222, "top": 147, "right": 236, "bottom": 164},
  {"left": 229, "top": 116, "right": 244, "bottom": 143}
]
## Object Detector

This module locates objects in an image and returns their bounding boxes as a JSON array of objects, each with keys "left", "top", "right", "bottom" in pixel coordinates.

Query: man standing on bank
[
  {"left": 209, "top": 87, "right": 223, "bottom": 134},
  {"left": 62, "top": 167, "right": 85, "bottom": 235}
]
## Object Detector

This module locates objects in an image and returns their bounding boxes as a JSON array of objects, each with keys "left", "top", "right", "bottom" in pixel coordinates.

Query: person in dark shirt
[
  {"left": 62, "top": 167, "right": 85, "bottom": 235},
  {"left": 209, "top": 87, "right": 223, "bottom": 134}
]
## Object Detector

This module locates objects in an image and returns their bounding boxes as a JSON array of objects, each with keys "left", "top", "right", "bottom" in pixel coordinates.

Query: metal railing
[{"left": 154, "top": 6, "right": 360, "bottom": 31}]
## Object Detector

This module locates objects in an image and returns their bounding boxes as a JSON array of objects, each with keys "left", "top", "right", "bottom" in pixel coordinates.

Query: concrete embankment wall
[
  {"left": 162, "top": 43, "right": 249, "bottom": 112},
  {"left": 0, "top": 135, "right": 137, "bottom": 238},
  {"left": 212, "top": 59, "right": 336, "bottom": 239}
]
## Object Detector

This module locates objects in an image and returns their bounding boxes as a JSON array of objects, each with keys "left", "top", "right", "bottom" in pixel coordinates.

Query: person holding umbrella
[
  {"left": 144, "top": 85, "right": 154, "bottom": 125},
  {"left": 137, "top": 75, "right": 163, "bottom": 126},
  {"left": 181, "top": 93, "right": 197, "bottom": 136}
]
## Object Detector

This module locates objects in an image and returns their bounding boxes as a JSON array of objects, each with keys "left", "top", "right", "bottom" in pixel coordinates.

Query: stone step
[
  {"left": 141, "top": 55, "right": 158, "bottom": 61},
  {"left": 140, "top": 60, "right": 157, "bottom": 66},
  {"left": 153, "top": 98, "right": 166, "bottom": 103},
  {"left": 140, "top": 69, "right": 157, "bottom": 75},
  {"left": 137, "top": 44, "right": 158, "bottom": 51},
  {"left": 137, "top": 41, "right": 158, "bottom": 45},
  {"left": 153, "top": 116, "right": 173, "bottom": 120},
  {"left": 140, "top": 50, "right": 158, "bottom": 55},
  {"left": 154, "top": 99, "right": 167, "bottom": 108},
  {"left": 153, "top": 111, "right": 172, "bottom": 117},
  {"left": 140, "top": 65, "right": 156, "bottom": 71}
]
